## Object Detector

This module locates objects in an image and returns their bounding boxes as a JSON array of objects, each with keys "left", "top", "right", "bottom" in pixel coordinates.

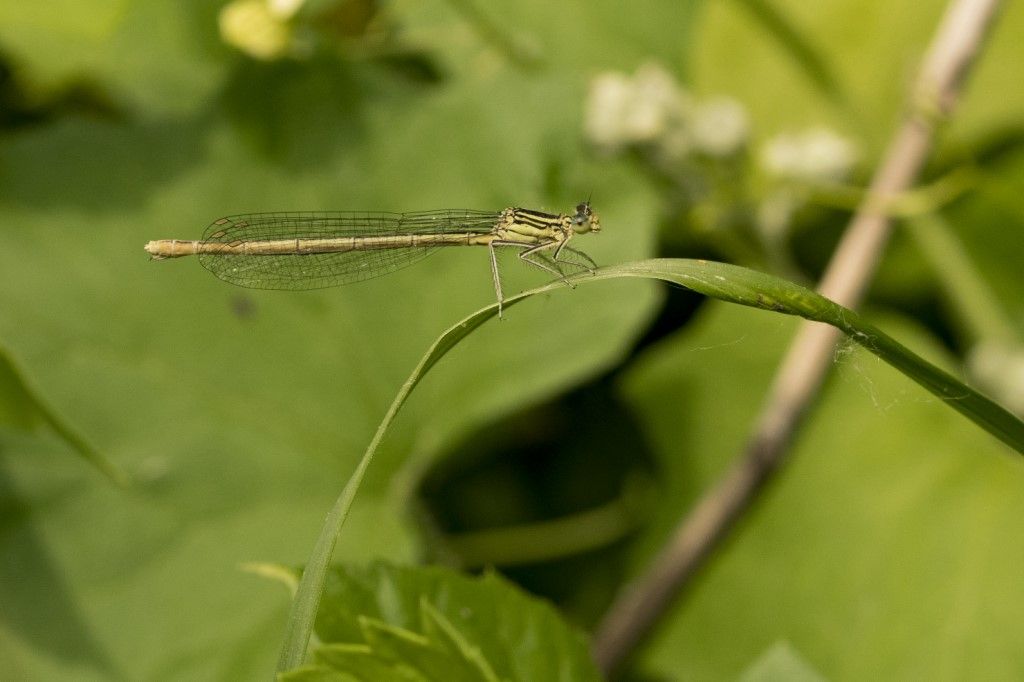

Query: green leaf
[
  {"left": 732, "top": 0, "right": 844, "bottom": 105},
  {"left": 0, "top": 347, "right": 41, "bottom": 431},
  {"left": 419, "top": 600, "right": 500, "bottom": 682},
  {"left": 693, "top": 0, "right": 1024, "bottom": 152},
  {"left": 356, "top": 616, "right": 485, "bottom": 682},
  {"left": 0, "top": 345, "right": 127, "bottom": 485},
  {"left": 692, "top": 1, "right": 945, "bottom": 151},
  {"left": 314, "top": 643, "right": 421, "bottom": 682},
  {"left": 294, "top": 562, "right": 600, "bottom": 682},
  {"left": 0, "top": 1, "right": 225, "bottom": 115},
  {"left": 738, "top": 642, "right": 827, "bottom": 682},
  {"left": 620, "top": 304, "right": 1024, "bottom": 678},
  {"left": 279, "top": 664, "right": 361, "bottom": 682},
  {"left": 0, "top": 4, "right": 674, "bottom": 677}
]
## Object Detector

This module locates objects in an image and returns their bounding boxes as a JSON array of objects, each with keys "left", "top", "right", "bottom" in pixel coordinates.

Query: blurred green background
[{"left": 2, "top": 1, "right": 1024, "bottom": 679}]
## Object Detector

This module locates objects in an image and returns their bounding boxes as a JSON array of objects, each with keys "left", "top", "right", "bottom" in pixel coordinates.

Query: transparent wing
[{"left": 197, "top": 210, "right": 500, "bottom": 290}]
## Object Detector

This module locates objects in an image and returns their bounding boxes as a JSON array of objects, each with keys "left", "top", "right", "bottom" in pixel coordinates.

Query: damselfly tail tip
[{"left": 144, "top": 241, "right": 169, "bottom": 260}]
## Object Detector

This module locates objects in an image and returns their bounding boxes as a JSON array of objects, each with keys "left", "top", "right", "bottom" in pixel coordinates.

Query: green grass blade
[
  {"left": 275, "top": 298, "right": 510, "bottom": 673},
  {"left": 276, "top": 257, "right": 1024, "bottom": 675},
  {"left": 596, "top": 259, "right": 1024, "bottom": 451}
]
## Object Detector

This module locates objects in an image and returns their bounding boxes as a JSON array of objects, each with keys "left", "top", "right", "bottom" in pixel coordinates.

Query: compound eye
[{"left": 575, "top": 203, "right": 588, "bottom": 214}]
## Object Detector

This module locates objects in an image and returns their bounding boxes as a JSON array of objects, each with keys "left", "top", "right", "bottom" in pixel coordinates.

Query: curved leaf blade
[{"left": 278, "top": 257, "right": 1024, "bottom": 672}]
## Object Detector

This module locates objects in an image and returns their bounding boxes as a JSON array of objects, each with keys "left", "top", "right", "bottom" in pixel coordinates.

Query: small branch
[{"left": 591, "top": 0, "right": 1004, "bottom": 674}]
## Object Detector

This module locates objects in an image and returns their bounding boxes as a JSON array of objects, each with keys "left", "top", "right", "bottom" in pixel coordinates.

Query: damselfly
[{"left": 144, "top": 202, "right": 601, "bottom": 316}]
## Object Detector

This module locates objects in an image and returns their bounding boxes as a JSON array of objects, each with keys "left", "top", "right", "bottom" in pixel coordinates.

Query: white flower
[
  {"left": 584, "top": 72, "right": 636, "bottom": 151},
  {"left": 584, "top": 63, "right": 692, "bottom": 153},
  {"left": 692, "top": 97, "right": 749, "bottom": 157},
  {"left": 761, "top": 128, "right": 858, "bottom": 183}
]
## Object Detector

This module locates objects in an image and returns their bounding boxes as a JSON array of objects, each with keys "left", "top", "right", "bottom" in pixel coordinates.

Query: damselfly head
[{"left": 571, "top": 201, "right": 600, "bottom": 234}]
